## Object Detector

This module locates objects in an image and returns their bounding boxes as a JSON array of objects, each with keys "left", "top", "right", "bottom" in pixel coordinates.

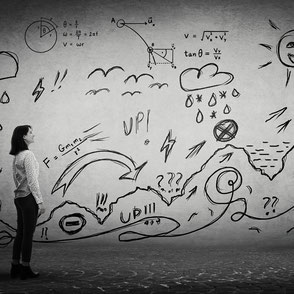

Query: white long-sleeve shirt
[{"left": 12, "top": 150, "right": 43, "bottom": 204}]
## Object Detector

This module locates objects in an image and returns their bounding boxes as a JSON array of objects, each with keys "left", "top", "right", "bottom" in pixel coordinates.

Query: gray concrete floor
[{"left": 0, "top": 241, "right": 294, "bottom": 293}]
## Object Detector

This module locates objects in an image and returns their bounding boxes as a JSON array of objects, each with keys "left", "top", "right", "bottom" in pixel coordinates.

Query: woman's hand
[{"left": 38, "top": 203, "right": 45, "bottom": 217}]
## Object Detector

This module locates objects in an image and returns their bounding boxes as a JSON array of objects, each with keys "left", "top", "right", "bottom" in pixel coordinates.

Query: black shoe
[
  {"left": 10, "top": 263, "right": 22, "bottom": 279},
  {"left": 20, "top": 266, "right": 40, "bottom": 280}
]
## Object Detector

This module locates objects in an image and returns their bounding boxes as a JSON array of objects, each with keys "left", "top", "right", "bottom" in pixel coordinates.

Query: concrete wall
[{"left": 1, "top": 0, "right": 294, "bottom": 248}]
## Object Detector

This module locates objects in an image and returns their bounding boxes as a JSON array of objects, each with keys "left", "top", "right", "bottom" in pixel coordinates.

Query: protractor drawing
[{"left": 25, "top": 18, "right": 58, "bottom": 53}]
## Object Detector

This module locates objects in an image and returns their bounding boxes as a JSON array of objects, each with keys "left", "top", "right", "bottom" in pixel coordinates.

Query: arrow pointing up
[
  {"left": 219, "top": 152, "right": 233, "bottom": 163},
  {"left": 265, "top": 107, "right": 287, "bottom": 122}
]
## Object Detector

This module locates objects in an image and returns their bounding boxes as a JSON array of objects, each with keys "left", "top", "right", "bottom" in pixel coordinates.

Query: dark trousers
[{"left": 12, "top": 193, "right": 38, "bottom": 263}]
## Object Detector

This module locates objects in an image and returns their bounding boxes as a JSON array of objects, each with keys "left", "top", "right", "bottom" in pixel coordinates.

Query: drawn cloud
[
  {"left": 0, "top": 51, "right": 19, "bottom": 81},
  {"left": 179, "top": 63, "right": 234, "bottom": 91}
]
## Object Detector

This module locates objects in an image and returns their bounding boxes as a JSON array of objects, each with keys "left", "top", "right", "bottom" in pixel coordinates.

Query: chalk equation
[
  {"left": 62, "top": 19, "right": 99, "bottom": 48},
  {"left": 184, "top": 48, "right": 222, "bottom": 60},
  {"left": 201, "top": 30, "right": 228, "bottom": 42}
]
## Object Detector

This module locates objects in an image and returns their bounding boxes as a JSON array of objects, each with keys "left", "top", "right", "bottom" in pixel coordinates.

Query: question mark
[
  {"left": 271, "top": 196, "right": 279, "bottom": 213},
  {"left": 263, "top": 197, "right": 271, "bottom": 209},
  {"left": 167, "top": 172, "right": 175, "bottom": 186},
  {"left": 176, "top": 172, "right": 183, "bottom": 185},
  {"left": 156, "top": 175, "right": 164, "bottom": 188},
  {"left": 263, "top": 197, "right": 271, "bottom": 215}
]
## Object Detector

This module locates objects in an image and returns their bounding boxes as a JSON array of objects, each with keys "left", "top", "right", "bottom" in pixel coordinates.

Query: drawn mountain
[{"left": 243, "top": 142, "right": 294, "bottom": 180}]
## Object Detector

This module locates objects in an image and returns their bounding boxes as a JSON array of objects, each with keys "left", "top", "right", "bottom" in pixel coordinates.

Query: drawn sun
[{"left": 259, "top": 19, "right": 294, "bottom": 86}]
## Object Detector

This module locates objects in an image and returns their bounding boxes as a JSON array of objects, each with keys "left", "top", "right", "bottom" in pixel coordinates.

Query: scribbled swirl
[
  {"left": 203, "top": 167, "right": 249, "bottom": 223},
  {"left": 204, "top": 167, "right": 242, "bottom": 205}
]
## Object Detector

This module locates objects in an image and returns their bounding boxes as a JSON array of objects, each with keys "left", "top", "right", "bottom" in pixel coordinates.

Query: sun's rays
[
  {"left": 269, "top": 19, "right": 280, "bottom": 30},
  {"left": 286, "top": 68, "right": 291, "bottom": 87},
  {"left": 258, "top": 61, "right": 272, "bottom": 69},
  {"left": 259, "top": 19, "right": 293, "bottom": 86},
  {"left": 259, "top": 43, "right": 273, "bottom": 51}
]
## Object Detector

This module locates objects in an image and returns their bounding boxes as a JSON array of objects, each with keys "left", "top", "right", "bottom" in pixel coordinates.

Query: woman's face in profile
[{"left": 23, "top": 127, "right": 35, "bottom": 145}]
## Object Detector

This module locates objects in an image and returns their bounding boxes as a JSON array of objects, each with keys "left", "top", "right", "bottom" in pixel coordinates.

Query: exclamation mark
[
  {"left": 101, "top": 193, "right": 108, "bottom": 205},
  {"left": 52, "top": 71, "right": 60, "bottom": 91},
  {"left": 96, "top": 193, "right": 100, "bottom": 211},
  {"left": 41, "top": 227, "right": 48, "bottom": 240},
  {"left": 147, "top": 109, "right": 150, "bottom": 132},
  {"left": 45, "top": 227, "right": 48, "bottom": 240},
  {"left": 51, "top": 69, "right": 68, "bottom": 92}
]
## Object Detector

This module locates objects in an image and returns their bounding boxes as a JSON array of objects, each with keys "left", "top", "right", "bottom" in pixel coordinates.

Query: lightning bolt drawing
[
  {"left": 32, "top": 78, "right": 45, "bottom": 102},
  {"left": 160, "top": 130, "right": 176, "bottom": 163}
]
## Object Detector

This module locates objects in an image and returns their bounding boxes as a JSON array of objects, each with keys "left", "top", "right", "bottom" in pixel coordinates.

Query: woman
[{"left": 9, "top": 125, "right": 45, "bottom": 280}]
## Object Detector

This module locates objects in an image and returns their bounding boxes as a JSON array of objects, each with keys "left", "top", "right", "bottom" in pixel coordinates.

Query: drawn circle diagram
[
  {"left": 277, "top": 30, "right": 294, "bottom": 68},
  {"left": 25, "top": 19, "right": 57, "bottom": 53},
  {"left": 116, "top": 19, "right": 126, "bottom": 28},
  {"left": 147, "top": 46, "right": 153, "bottom": 53},
  {"left": 213, "top": 119, "right": 238, "bottom": 142}
]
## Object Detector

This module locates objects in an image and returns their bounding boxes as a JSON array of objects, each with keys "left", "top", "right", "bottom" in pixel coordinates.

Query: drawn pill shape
[{"left": 59, "top": 213, "right": 86, "bottom": 235}]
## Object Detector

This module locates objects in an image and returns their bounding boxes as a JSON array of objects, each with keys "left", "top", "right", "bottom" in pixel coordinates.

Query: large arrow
[{"left": 51, "top": 149, "right": 147, "bottom": 197}]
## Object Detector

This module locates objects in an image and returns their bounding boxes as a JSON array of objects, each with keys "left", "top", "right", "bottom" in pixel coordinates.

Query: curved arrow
[{"left": 51, "top": 149, "right": 147, "bottom": 197}]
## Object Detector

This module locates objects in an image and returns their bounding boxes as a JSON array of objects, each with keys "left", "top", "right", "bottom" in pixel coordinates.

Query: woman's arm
[{"left": 24, "top": 151, "right": 43, "bottom": 205}]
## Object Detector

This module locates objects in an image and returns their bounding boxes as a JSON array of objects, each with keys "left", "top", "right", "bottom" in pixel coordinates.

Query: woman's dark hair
[{"left": 9, "top": 125, "right": 31, "bottom": 156}]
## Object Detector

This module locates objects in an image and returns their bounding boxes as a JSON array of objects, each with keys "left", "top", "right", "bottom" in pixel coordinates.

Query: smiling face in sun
[
  {"left": 277, "top": 30, "right": 294, "bottom": 67},
  {"left": 259, "top": 20, "right": 294, "bottom": 86}
]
